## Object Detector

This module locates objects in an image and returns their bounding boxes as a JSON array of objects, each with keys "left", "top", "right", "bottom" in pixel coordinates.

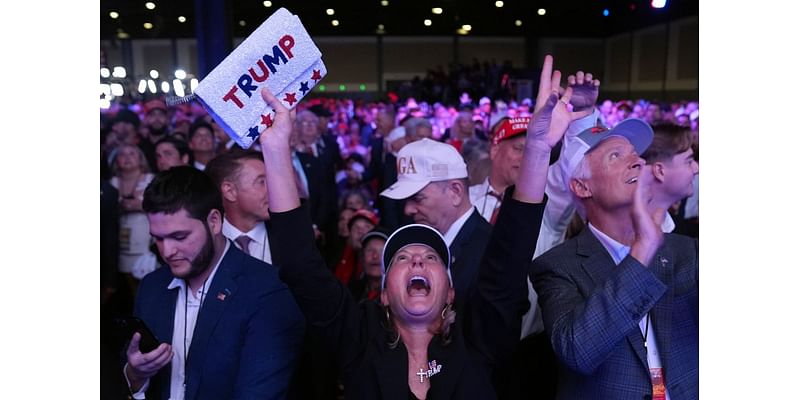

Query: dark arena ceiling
[{"left": 100, "top": 0, "right": 698, "bottom": 40}]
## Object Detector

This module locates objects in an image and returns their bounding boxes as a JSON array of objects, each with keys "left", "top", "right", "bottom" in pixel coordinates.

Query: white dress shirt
[
  {"left": 128, "top": 241, "right": 229, "bottom": 400},
  {"left": 222, "top": 218, "right": 272, "bottom": 264},
  {"left": 469, "top": 177, "right": 503, "bottom": 223},
  {"left": 441, "top": 206, "right": 475, "bottom": 247}
]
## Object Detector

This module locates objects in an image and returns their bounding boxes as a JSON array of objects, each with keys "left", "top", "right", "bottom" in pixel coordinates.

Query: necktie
[
  {"left": 235, "top": 235, "right": 252, "bottom": 255},
  {"left": 488, "top": 191, "right": 503, "bottom": 225}
]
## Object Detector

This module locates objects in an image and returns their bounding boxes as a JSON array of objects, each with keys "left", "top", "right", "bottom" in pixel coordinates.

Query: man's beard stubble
[{"left": 182, "top": 224, "right": 215, "bottom": 281}]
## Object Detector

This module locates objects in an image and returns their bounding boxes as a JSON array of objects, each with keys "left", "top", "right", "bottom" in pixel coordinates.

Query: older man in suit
[
  {"left": 124, "top": 166, "right": 305, "bottom": 400},
  {"left": 380, "top": 138, "right": 491, "bottom": 304},
  {"left": 530, "top": 120, "right": 699, "bottom": 399}
]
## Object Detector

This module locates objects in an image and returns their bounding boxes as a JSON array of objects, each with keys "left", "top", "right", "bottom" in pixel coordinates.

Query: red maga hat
[{"left": 491, "top": 116, "right": 531, "bottom": 145}]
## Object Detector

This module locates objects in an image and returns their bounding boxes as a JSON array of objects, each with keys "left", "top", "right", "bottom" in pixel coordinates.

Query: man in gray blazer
[{"left": 530, "top": 119, "right": 699, "bottom": 399}]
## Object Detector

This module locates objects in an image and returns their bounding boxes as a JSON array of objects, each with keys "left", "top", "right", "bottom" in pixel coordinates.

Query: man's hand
[
  {"left": 259, "top": 88, "right": 296, "bottom": 150},
  {"left": 534, "top": 55, "right": 561, "bottom": 116},
  {"left": 566, "top": 71, "right": 600, "bottom": 113},
  {"left": 528, "top": 88, "right": 574, "bottom": 149},
  {"left": 630, "top": 165, "right": 665, "bottom": 266},
  {"left": 125, "top": 332, "right": 173, "bottom": 392}
]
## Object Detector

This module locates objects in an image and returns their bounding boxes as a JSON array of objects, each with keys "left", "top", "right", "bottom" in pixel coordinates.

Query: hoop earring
[
  {"left": 385, "top": 306, "right": 391, "bottom": 324},
  {"left": 441, "top": 303, "right": 451, "bottom": 320}
]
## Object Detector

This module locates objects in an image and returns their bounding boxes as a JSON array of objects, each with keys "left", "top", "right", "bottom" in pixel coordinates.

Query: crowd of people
[{"left": 101, "top": 54, "right": 699, "bottom": 399}]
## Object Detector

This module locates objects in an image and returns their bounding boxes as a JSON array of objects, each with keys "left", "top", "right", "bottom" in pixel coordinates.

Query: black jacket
[{"left": 270, "top": 187, "right": 546, "bottom": 399}]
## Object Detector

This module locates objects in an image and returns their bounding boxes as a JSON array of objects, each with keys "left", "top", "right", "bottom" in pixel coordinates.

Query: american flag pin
[{"left": 217, "top": 292, "right": 226, "bottom": 301}]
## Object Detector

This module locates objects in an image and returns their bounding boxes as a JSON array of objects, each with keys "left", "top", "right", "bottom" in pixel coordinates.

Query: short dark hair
[
  {"left": 155, "top": 136, "right": 194, "bottom": 163},
  {"left": 205, "top": 150, "right": 264, "bottom": 189},
  {"left": 641, "top": 123, "right": 693, "bottom": 164},
  {"left": 143, "top": 166, "right": 223, "bottom": 221},
  {"left": 188, "top": 120, "right": 214, "bottom": 141}
]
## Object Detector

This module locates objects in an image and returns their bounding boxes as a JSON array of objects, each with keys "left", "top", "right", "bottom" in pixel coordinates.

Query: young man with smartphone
[{"left": 124, "top": 166, "right": 305, "bottom": 400}]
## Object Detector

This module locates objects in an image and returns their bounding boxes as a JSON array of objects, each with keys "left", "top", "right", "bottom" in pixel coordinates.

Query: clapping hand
[{"left": 630, "top": 165, "right": 665, "bottom": 266}]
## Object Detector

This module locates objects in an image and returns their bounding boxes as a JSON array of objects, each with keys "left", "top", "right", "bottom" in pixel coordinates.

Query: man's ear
[
  {"left": 489, "top": 143, "right": 499, "bottom": 161},
  {"left": 448, "top": 180, "right": 466, "bottom": 206},
  {"left": 220, "top": 181, "right": 237, "bottom": 202},
  {"left": 206, "top": 209, "right": 223, "bottom": 235},
  {"left": 651, "top": 162, "right": 667, "bottom": 183},
  {"left": 569, "top": 178, "right": 592, "bottom": 199}
]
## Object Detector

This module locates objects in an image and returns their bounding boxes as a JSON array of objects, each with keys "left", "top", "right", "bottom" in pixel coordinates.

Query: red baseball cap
[{"left": 491, "top": 116, "right": 531, "bottom": 145}]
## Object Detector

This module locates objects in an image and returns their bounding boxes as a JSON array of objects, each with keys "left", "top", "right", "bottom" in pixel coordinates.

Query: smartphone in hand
[{"left": 114, "top": 316, "right": 161, "bottom": 353}]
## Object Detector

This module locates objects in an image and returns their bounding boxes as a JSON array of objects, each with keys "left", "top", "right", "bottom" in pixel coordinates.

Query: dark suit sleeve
[
  {"left": 233, "top": 280, "right": 306, "bottom": 400},
  {"left": 531, "top": 251, "right": 667, "bottom": 375},
  {"left": 466, "top": 187, "right": 546, "bottom": 364},
  {"left": 361, "top": 136, "right": 384, "bottom": 184},
  {"left": 269, "top": 203, "right": 365, "bottom": 373}
]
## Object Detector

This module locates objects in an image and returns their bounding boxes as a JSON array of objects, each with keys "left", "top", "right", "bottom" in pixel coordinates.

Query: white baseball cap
[{"left": 380, "top": 138, "right": 468, "bottom": 200}]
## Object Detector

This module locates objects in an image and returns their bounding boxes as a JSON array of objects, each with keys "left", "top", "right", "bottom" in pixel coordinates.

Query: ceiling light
[
  {"left": 515, "top": 19, "right": 522, "bottom": 26},
  {"left": 378, "top": 24, "right": 385, "bottom": 30},
  {"left": 138, "top": 80, "right": 147, "bottom": 94},
  {"left": 175, "top": 69, "right": 187, "bottom": 79},
  {"left": 537, "top": 8, "right": 546, "bottom": 15},
  {"left": 381, "top": 0, "right": 389, "bottom": 5},
  {"left": 424, "top": 19, "right": 432, "bottom": 26},
  {"left": 100, "top": 99, "right": 111, "bottom": 109},
  {"left": 456, "top": 28, "right": 468, "bottom": 35},
  {"left": 173, "top": 79, "right": 185, "bottom": 97},
  {"left": 462, "top": 24, "right": 472, "bottom": 31},
  {"left": 112, "top": 66, "right": 126, "bottom": 78},
  {"left": 326, "top": 8, "right": 335, "bottom": 15},
  {"left": 117, "top": 31, "right": 130, "bottom": 39},
  {"left": 109, "top": 11, "right": 119, "bottom": 19},
  {"left": 263, "top": 0, "right": 272, "bottom": 7},
  {"left": 495, "top": 1, "right": 504, "bottom": 7},
  {"left": 100, "top": 84, "right": 111, "bottom": 97},
  {"left": 432, "top": 7, "right": 443, "bottom": 14},
  {"left": 150, "top": 69, "right": 159, "bottom": 79},
  {"left": 651, "top": 0, "right": 667, "bottom": 8},
  {"left": 332, "top": 19, "right": 339, "bottom": 26},
  {"left": 143, "top": 22, "right": 153, "bottom": 29},
  {"left": 110, "top": 83, "right": 124, "bottom": 97},
  {"left": 190, "top": 79, "right": 199, "bottom": 93},
  {"left": 100, "top": 68, "right": 110, "bottom": 78},
  {"left": 239, "top": 20, "right": 246, "bottom": 26},
  {"left": 147, "top": 79, "right": 157, "bottom": 93},
  {"left": 603, "top": 9, "right": 610, "bottom": 16},
  {"left": 161, "top": 81, "right": 170, "bottom": 93},
  {"left": 178, "top": 16, "right": 186, "bottom": 23},
  {"left": 145, "top": 2, "right": 156, "bottom": 10}
]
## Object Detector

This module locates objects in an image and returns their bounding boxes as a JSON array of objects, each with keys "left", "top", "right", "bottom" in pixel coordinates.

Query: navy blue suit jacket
[
  {"left": 530, "top": 229, "right": 699, "bottom": 400},
  {"left": 133, "top": 242, "right": 306, "bottom": 400},
  {"left": 449, "top": 208, "right": 492, "bottom": 306}
]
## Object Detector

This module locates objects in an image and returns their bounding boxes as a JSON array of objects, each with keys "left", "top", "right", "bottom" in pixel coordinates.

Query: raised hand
[
  {"left": 259, "top": 88, "right": 296, "bottom": 149},
  {"left": 528, "top": 87, "right": 574, "bottom": 149},
  {"left": 566, "top": 71, "right": 600, "bottom": 112},
  {"left": 125, "top": 332, "right": 173, "bottom": 391},
  {"left": 259, "top": 87, "right": 302, "bottom": 213},
  {"left": 630, "top": 165, "right": 665, "bottom": 266},
  {"left": 534, "top": 55, "right": 562, "bottom": 115}
]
